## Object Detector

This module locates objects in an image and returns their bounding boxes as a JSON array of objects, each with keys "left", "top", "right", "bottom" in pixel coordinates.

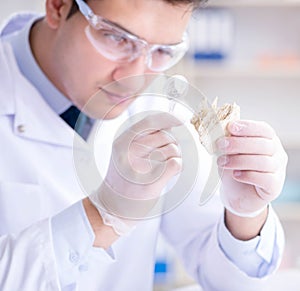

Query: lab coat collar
[
  {"left": 0, "top": 42, "right": 15, "bottom": 115},
  {"left": 0, "top": 12, "right": 42, "bottom": 37},
  {"left": 0, "top": 12, "right": 39, "bottom": 116},
  {"left": 0, "top": 40, "right": 87, "bottom": 150}
]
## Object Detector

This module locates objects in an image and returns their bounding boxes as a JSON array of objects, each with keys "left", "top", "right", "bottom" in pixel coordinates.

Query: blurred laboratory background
[
  {"left": 170, "top": 1, "right": 300, "bottom": 289},
  {"left": 1, "top": 0, "right": 300, "bottom": 290}
]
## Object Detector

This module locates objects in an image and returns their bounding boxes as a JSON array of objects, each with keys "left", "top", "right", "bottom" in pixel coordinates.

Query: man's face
[{"left": 45, "top": 0, "right": 191, "bottom": 119}]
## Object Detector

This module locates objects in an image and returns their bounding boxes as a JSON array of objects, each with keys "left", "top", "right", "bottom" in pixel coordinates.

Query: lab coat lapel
[
  {"left": 13, "top": 75, "right": 75, "bottom": 148},
  {"left": 1, "top": 40, "right": 87, "bottom": 150}
]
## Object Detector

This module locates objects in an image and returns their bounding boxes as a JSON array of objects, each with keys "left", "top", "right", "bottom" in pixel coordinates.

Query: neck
[{"left": 30, "top": 19, "right": 68, "bottom": 99}]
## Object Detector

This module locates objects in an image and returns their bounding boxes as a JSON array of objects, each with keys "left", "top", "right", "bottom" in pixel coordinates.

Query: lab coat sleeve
[
  {"left": 161, "top": 187, "right": 285, "bottom": 291},
  {"left": 50, "top": 200, "right": 97, "bottom": 289},
  {"left": 0, "top": 219, "right": 60, "bottom": 291},
  {"left": 218, "top": 205, "right": 284, "bottom": 278},
  {"left": 0, "top": 201, "right": 107, "bottom": 291}
]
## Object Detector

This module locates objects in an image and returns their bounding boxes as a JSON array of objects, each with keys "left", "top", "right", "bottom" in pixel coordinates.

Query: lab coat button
[
  {"left": 69, "top": 250, "right": 80, "bottom": 264},
  {"left": 78, "top": 264, "right": 89, "bottom": 272},
  {"left": 17, "top": 124, "right": 25, "bottom": 133}
]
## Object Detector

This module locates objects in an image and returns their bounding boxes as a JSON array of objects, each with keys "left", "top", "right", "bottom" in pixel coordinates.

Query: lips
[{"left": 101, "top": 88, "right": 136, "bottom": 104}]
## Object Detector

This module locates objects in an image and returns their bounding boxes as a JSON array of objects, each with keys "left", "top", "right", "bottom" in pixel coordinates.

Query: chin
[
  {"left": 84, "top": 103, "right": 127, "bottom": 120},
  {"left": 102, "top": 105, "right": 127, "bottom": 120}
]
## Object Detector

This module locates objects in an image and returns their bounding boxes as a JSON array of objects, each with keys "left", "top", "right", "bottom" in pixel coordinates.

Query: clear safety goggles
[{"left": 75, "top": 0, "right": 189, "bottom": 72}]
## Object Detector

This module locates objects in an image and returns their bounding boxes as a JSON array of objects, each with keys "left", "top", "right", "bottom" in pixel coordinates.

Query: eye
[
  {"left": 100, "top": 30, "right": 131, "bottom": 46},
  {"left": 104, "top": 32, "right": 127, "bottom": 43},
  {"left": 155, "top": 47, "right": 174, "bottom": 57}
]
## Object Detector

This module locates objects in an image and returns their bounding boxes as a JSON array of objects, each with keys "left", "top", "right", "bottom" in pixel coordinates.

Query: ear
[{"left": 45, "top": 0, "right": 73, "bottom": 29}]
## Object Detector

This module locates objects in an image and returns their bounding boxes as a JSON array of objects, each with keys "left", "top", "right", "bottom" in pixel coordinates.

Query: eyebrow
[
  {"left": 103, "top": 17, "right": 183, "bottom": 46},
  {"left": 102, "top": 18, "right": 141, "bottom": 40},
  {"left": 77, "top": 0, "right": 183, "bottom": 45}
]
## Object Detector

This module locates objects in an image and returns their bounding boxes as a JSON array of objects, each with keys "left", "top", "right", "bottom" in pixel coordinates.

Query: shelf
[
  {"left": 206, "top": 0, "right": 300, "bottom": 8},
  {"left": 172, "top": 59, "right": 300, "bottom": 79},
  {"left": 281, "top": 139, "right": 300, "bottom": 150},
  {"left": 273, "top": 203, "right": 300, "bottom": 221}
]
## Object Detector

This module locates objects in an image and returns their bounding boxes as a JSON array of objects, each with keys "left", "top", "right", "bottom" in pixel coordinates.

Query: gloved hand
[
  {"left": 89, "top": 112, "right": 183, "bottom": 235},
  {"left": 216, "top": 120, "right": 288, "bottom": 217}
]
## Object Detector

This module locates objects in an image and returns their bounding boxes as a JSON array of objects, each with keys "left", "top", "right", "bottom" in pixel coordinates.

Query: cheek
[
  {"left": 56, "top": 28, "right": 116, "bottom": 104},
  {"left": 63, "top": 52, "right": 112, "bottom": 97},
  {"left": 83, "top": 93, "right": 135, "bottom": 120}
]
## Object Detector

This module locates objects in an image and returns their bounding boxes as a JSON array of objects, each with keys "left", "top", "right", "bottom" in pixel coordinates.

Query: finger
[
  {"left": 134, "top": 130, "right": 176, "bottom": 148},
  {"left": 128, "top": 155, "right": 182, "bottom": 185},
  {"left": 216, "top": 136, "right": 276, "bottom": 155},
  {"left": 129, "top": 141, "right": 154, "bottom": 157},
  {"left": 227, "top": 120, "right": 275, "bottom": 139},
  {"left": 232, "top": 170, "right": 280, "bottom": 198},
  {"left": 217, "top": 154, "right": 278, "bottom": 173},
  {"left": 131, "top": 112, "right": 183, "bottom": 134},
  {"left": 150, "top": 143, "right": 181, "bottom": 162},
  {"left": 159, "top": 157, "right": 183, "bottom": 182},
  {"left": 130, "top": 141, "right": 180, "bottom": 160},
  {"left": 130, "top": 131, "right": 178, "bottom": 157}
]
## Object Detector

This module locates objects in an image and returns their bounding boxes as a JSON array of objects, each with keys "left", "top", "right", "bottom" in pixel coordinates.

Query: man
[{"left": 0, "top": 0, "right": 287, "bottom": 290}]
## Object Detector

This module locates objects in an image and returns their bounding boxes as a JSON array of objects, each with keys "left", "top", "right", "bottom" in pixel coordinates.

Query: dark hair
[{"left": 67, "top": 0, "right": 207, "bottom": 19}]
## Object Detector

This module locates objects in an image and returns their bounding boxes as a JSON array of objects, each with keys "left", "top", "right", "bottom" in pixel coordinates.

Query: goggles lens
[
  {"left": 77, "top": 0, "right": 188, "bottom": 72},
  {"left": 85, "top": 25, "right": 143, "bottom": 63}
]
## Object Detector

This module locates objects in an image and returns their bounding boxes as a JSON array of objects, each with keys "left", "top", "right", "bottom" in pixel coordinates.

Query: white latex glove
[
  {"left": 90, "top": 112, "right": 183, "bottom": 235},
  {"left": 216, "top": 120, "right": 288, "bottom": 217}
]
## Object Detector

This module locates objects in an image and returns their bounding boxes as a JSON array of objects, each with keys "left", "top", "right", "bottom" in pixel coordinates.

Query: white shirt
[{"left": 0, "top": 13, "right": 284, "bottom": 291}]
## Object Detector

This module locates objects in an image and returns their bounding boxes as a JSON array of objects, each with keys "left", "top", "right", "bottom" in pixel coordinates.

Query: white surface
[
  {"left": 266, "top": 269, "right": 300, "bottom": 291},
  {"left": 173, "top": 269, "right": 300, "bottom": 291},
  {"left": 208, "top": 0, "right": 300, "bottom": 7},
  {"left": 173, "top": 285, "right": 202, "bottom": 291}
]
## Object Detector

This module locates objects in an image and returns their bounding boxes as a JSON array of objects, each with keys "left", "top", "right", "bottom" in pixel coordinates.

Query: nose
[
  {"left": 111, "top": 54, "right": 151, "bottom": 93},
  {"left": 112, "top": 53, "right": 150, "bottom": 79}
]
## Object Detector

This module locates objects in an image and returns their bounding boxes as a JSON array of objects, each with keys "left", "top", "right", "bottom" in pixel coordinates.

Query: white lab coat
[{"left": 0, "top": 13, "right": 283, "bottom": 291}]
